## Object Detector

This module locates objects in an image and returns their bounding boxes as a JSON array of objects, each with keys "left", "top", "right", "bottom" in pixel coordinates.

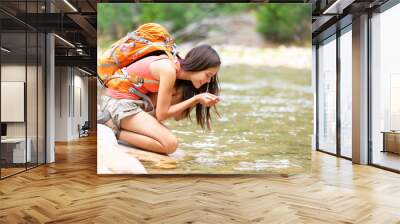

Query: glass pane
[
  {"left": 0, "top": 10, "right": 27, "bottom": 177},
  {"left": 318, "top": 36, "right": 337, "bottom": 154},
  {"left": 371, "top": 4, "right": 400, "bottom": 171},
  {"left": 38, "top": 32, "right": 45, "bottom": 165},
  {"left": 340, "top": 28, "right": 352, "bottom": 158},
  {"left": 26, "top": 0, "right": 38, "bottom": 169},
  {"left": 27, "top": 31, "right": 38, "bottom": 169}
]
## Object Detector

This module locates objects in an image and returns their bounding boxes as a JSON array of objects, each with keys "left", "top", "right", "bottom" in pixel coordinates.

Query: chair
[{"left": 79, "top": 121, "right": 90, "bottom": 138}]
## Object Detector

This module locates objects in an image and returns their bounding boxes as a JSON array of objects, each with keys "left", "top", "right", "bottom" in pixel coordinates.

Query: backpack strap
[
  {"left": 128, "top": 87, "right": 155, "bottom": 113},
  {"left": 127, "top": 31, "right": 152, "bottom": 44}
]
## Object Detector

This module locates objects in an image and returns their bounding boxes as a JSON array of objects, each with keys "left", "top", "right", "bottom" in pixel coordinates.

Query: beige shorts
[{"left": 99, "top": 95, "right": 154, "bottom": 136}]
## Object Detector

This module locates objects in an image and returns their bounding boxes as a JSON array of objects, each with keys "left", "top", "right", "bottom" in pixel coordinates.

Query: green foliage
[
  {"left": 97, "top": 3, "right": 137, "bottom": 44},
  {"left": 217, "top": 3, "right": 256, "bottom": 15},
  {"left": 138, "top": 4, "right": 214, "bottom": 32},
  {"left": 255, "top": 4, "right": 311, "bottom": 44},
  {"left": 98, "top": 3, "right": 254, "bottom": 35},
  {"left": 97, "top": 3, "right": 311, "bottom": 46}
]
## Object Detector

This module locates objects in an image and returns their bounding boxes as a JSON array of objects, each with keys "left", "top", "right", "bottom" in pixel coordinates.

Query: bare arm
[
  {"left": 154, "top": 63, "right": 199, "bottom": 121},
  {"left": 148, "top": 88, "right": 186, "bottom": 121}
]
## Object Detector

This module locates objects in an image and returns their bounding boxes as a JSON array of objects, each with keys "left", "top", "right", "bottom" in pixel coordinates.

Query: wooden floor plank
[{"left": 0, "top": 135, "right": 399, "bottom": 223}]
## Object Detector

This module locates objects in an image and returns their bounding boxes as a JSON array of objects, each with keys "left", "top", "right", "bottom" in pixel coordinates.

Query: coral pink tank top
[{"left": 106, "top": 55, "right": 177, "bottom": 100}]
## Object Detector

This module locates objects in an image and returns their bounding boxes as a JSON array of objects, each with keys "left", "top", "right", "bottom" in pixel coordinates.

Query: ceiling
[
  {"left": 0, "top": 0, "right": 97, "bottom": 74},
  {"left": 309, "top": 0, "right": 390, "bottom": 43}
]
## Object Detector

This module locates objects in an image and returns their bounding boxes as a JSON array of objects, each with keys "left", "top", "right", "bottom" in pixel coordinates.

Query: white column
[
  {"left": 46, "top": 33, "right": 55, "bottom": 163},
  {"left": 45, "top": 0, "right": 55, "bottom": 163}
]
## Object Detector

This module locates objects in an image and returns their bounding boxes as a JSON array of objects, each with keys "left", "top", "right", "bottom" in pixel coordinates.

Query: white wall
[
  {"left": 72, "top": 73, "right": 89, "bottom": 138},
  {"left": 1, "top": 65, "right": 26, "bottom": 165},
  {"left": 54, "top": 67, "right": 89, "bottom": 141},
  {"left": 1, "top": 64, "right": 46, "bottom": 164},
  {"left": 54, "top": 66, "right": 69, "bottom": 141},
  {"left": 1, "top": 65, "right": 28, "bottom": 138}
]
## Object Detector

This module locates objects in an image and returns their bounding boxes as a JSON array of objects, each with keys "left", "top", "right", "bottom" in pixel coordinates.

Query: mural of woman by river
[{"left": 97, "top": 3, "right": 312, "bottom": 175}]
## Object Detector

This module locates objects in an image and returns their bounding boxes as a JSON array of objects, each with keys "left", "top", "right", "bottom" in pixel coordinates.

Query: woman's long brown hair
[{"left": 176, "top": 44, "right": 221, "bottom": 130}]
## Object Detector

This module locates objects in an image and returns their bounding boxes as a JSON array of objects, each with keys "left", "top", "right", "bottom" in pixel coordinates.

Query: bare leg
[
  {"left": 118, "top": 130, "right": 165, "bottom": 154},
  {"left": 118, "top": 111, "right": 178, "bottom": 154}
]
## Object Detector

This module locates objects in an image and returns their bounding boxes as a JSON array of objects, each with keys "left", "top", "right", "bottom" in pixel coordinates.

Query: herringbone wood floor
[{"left": 1, "top": 135, "right": 400, "bottom": 224}]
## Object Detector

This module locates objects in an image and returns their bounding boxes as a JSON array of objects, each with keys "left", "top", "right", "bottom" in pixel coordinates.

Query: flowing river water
[{"left": 150, "top": 64, "right": 313, "bottom": 174}]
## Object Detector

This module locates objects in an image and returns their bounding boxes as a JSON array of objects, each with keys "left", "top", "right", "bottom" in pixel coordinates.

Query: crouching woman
[{"left": 100, "top": 44, "right": 221, "bottom": 154}]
